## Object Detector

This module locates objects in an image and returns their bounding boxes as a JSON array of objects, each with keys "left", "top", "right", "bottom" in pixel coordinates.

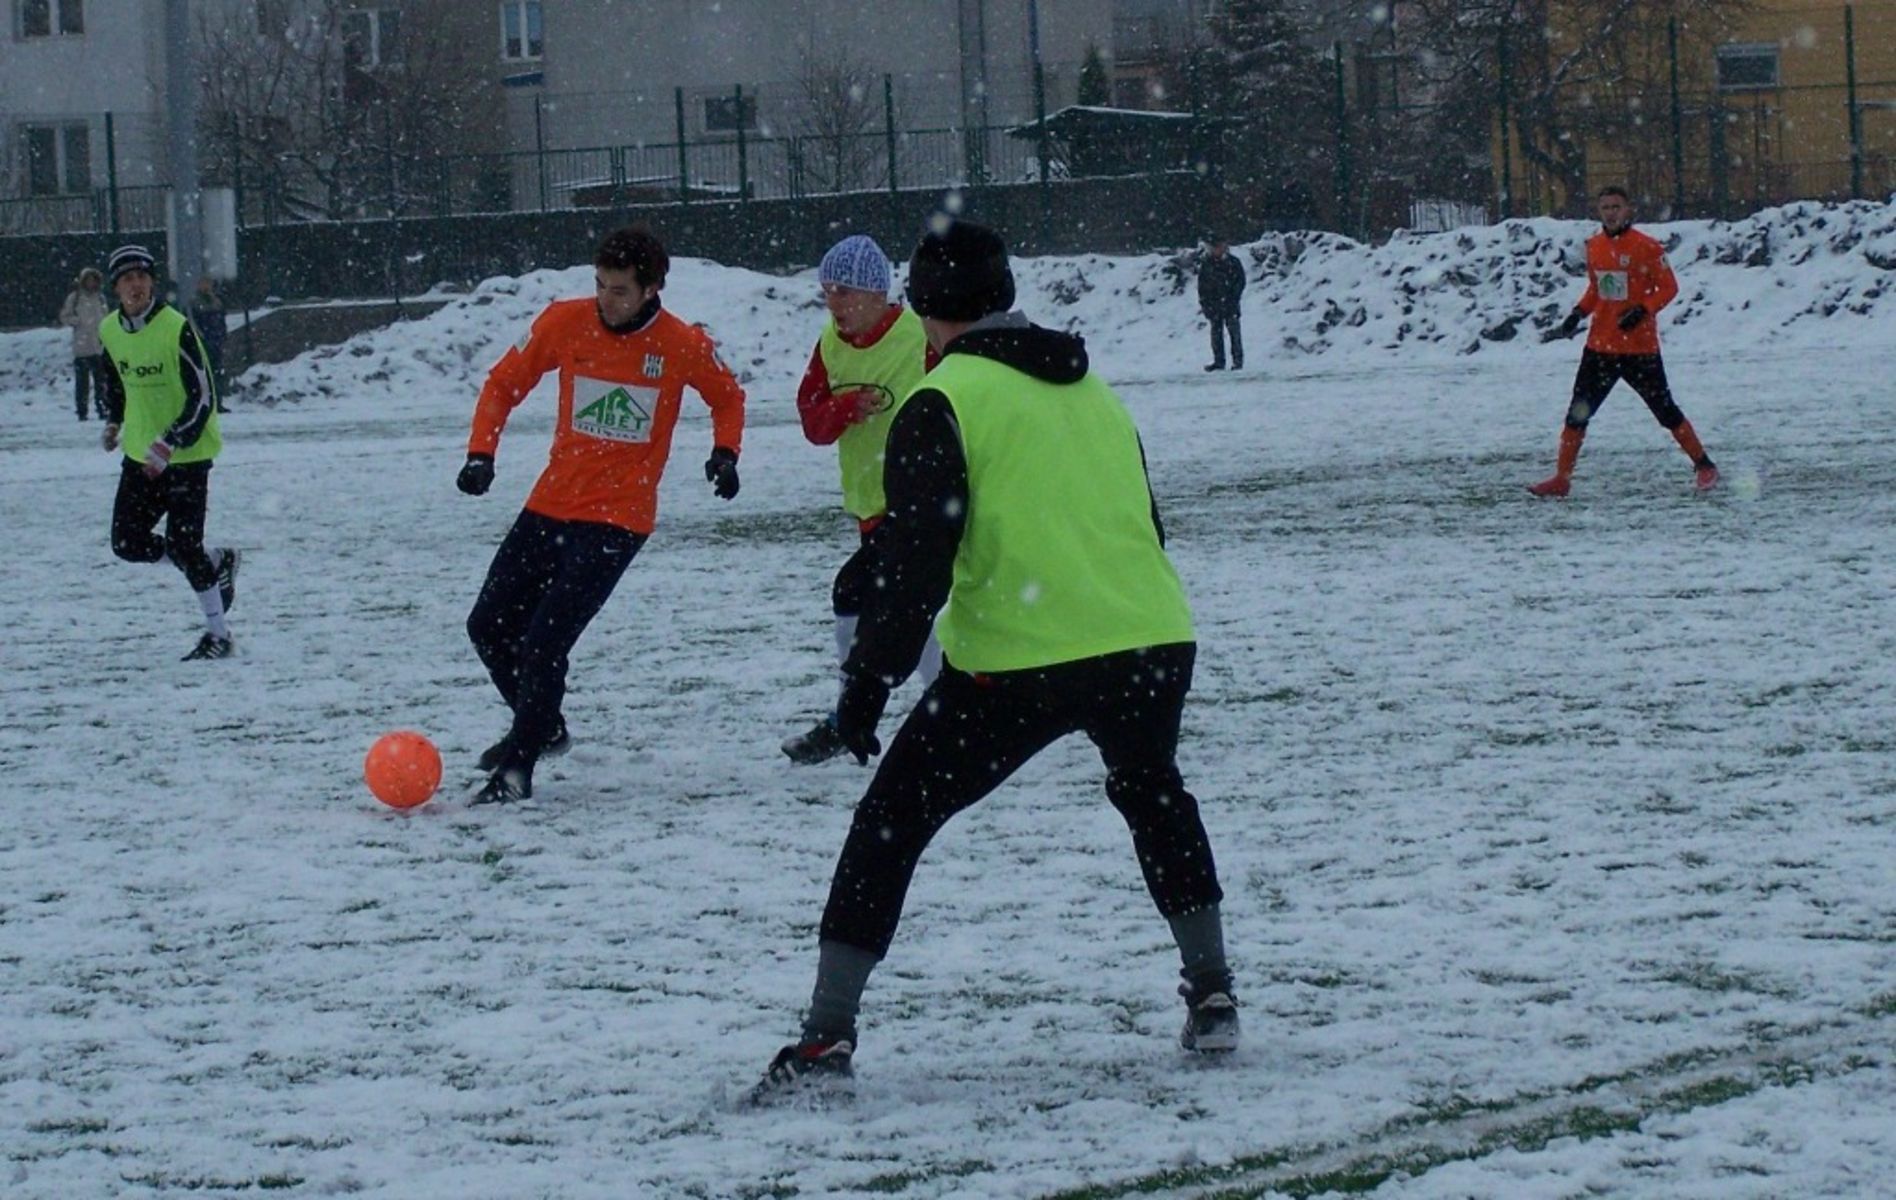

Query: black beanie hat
[
  {"left": 905, "top": 219, "right": 1016, "bottom": 321},
  {"left": 107, "top": 244, "right": 156, "bottom": 283}
]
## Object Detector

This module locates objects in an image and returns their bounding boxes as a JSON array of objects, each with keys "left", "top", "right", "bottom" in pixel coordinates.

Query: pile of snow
[
  {"left": 1, "top": 198, "right": 1888, "bottom": 416},
  {"left": 1012, "top": 196, "right": 1895, "bottom": 360}
]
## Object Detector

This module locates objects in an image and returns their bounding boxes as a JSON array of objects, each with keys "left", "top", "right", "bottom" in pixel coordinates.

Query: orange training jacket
[
  {"left": 1576, "top": 226, "right": 1679, "bottom": 356},
  {"left": 469, "top": 298, "right": 746, "bottom": 534}
]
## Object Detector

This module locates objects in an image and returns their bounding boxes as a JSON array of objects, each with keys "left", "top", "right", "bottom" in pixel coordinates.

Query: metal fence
[
  {"left": 1573, "top": 80, "right": 1896, "bottom": 220},
  {"left": 5, "top": 13, "right": 1890, "bottom": 242}
]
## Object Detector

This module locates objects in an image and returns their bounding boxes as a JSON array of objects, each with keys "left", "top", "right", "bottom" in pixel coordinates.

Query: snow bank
[{"left": 2, "top": 198, "right": 1888, "bottom": 415}]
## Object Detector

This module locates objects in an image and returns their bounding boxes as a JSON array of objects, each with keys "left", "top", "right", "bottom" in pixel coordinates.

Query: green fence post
[
  {"left": 1669, "top": 17, "right": 1686, "bottom": 217},
  {"left": 1333, "top": 42, "right": 1352, "bottom": 236},
  {"left": 675, "top": 86, "right": 690, "bottom": 204},
  {"left": 105, "top": 111, "right": 120, "bottom": 234},
  {"left": 1029, "top": 0, "right": 1050, "bottom": 246},
  {"left": 1846, "top": 4, "right": 1863, "bottom": 200},
  {"left": 734, "top": 84, "right": 749, "bottom": 202},
  {"left": 884, "top": 73, "right": 899, "bottom": 196},
  {"left": 1496, "top": 26, "right": 1514, "bottom": 219},
  {"left": 535, "top": 93, "right": 548, "bottom": 211}
]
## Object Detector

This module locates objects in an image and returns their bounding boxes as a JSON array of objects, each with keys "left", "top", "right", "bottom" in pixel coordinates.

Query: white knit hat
[{"left": 819, "top": 234, "right": 891, "bottom": 295}]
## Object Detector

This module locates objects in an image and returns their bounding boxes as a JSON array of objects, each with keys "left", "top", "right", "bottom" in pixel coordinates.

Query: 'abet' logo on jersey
[{"left": 571, "top": 375, "right": 658, "bottom": 443}]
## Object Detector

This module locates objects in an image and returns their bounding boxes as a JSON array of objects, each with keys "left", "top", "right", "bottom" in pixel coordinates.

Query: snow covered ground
[{"left": 1, "top": 202, "right": 1893, "bottom": 1198}]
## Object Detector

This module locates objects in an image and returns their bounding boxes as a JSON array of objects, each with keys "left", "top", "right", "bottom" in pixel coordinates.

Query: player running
[{"left": 457, "top": 225, "right": 745, "bottom": 804}]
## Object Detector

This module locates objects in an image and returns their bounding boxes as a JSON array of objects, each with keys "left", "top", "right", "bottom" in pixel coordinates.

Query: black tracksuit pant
[
  {"left": 110, "top": 459, "right": 218, "bottom": 592},
  {"left": 75, "top": 355, "right": 105, "bottom": 420},
  {"left": 819, "top": 642, "right": 1224, "bottom": 958},
  {"left": 466, "top": 510, "right": 645, "bottom": 768},
  {"left": 1565, "top": 349, "right": 1686, "bottom": 431},
  {"left": 1208, "top": 310, "right": 1243, "bottom": 368}
]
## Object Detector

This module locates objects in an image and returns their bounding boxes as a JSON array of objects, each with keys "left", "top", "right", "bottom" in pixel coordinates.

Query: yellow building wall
[{"left": 1502, "top": 1, "right": 1896, "bottom": 216}]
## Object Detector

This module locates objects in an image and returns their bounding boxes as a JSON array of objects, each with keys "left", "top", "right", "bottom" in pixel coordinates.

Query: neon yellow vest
[
  {"left": 927, "top": 353, "right": 1194, "bottom": 672},
  {"left": 99, "top": 305, "right": 221, "bottom": 465},
  {"left": 818, "top": 307, "right": 929, "bottom": 519}
]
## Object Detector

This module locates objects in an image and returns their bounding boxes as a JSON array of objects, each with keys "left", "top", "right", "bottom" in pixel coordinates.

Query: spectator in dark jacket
[
  {"left": 189, "top": 278, "right": 231, "bottom": 411},
  {"left": 1196, "top": 239, "right": 1245, "bottom": 372}
]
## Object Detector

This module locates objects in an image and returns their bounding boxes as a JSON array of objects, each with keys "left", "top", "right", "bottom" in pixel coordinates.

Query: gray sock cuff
[
  {"left": 803, "top": 939, "right": 880, "bottom": 1040},
  {"left": 1168, "top": 904, "right": 1230, "bottom": 993}
]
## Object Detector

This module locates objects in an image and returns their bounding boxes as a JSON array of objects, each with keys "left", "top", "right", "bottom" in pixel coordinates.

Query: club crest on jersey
[
  {"left": 572, "top": 376, "right": 659, "bottom": 444},
  {"left": 643, "top": 354, "right": 664, "bottom": 378}
]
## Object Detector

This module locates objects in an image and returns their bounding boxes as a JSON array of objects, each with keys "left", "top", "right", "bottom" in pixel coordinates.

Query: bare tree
[
  {"left": 197, "top": 6, "right": 343, "bottom": 220},
  {"left": 783, "top": 51, "right": 885, "bottom": 196},
  {"left": 1405, "top": 0, "right": 1749, "bottom": 214},
  {"left": 197, "top": 1, "right": 491, "bottom": 221}
]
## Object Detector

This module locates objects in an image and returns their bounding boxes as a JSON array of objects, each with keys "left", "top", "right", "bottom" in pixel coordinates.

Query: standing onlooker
[
  {"left": 59, "top": 267, "right": 110, "bottom": 421},
  {"left": 753, "top": 220, "right": 1238, "bottom": 1099},
  {"left": 1197, "top": 238, "right": 1245, "bottom": 372},
  {"left": 781, "top": 234, "right": 941, "bottom": 765},
  {"left": 457, "top": 225, "right": 746, "bottom": 805},
  {"left": 99, "top": 245, "right": 240, "bottom": 661},
  {"left": 1530, "top": 185, "right": 1717, "bottom": 497},
  {"left": 189, "top": 278, "right": 231, "bottom": 412}
]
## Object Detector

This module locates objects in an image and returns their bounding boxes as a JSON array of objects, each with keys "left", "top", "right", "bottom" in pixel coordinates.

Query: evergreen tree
[
  {"left": 1205, "top": 0, "right": 1330, "bottom": 211},
  {"left": 1078, "top": 42, "right": 1111, "bottom": 107}
]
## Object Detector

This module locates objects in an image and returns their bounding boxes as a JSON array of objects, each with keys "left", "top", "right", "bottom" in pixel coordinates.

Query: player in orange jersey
[
  {"left": 1531, "top": 185, "right": 1717, "bottom": 497},
  {"left": 457, "top": 226, "right": 745, "bottom": 804}
]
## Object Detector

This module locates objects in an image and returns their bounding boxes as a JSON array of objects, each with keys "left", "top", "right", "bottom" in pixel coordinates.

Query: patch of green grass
[
  {"left": 28, "top": 1116, "right": 108, "bottom": 1134},
  {"left": 1656, "top": 964, "right": 1797, "bottom": 999},
  {"left": 1861, "top": 991, "right": 1896, "bottom": 1018},
  {"left": 121, "top": 1173, "right": 306, "bottom": 1191},
  {"left": 859, "top": 1158, "right": 991, "bottom": 1193}
]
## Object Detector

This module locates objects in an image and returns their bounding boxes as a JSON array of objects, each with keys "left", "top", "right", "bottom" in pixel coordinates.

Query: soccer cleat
[
  {"left": 1179, "top": 984, "right": 1241, "bottom": 1053},
  {"left": 476, "top": 720, "right": 571, "bottom": 772},
  {"left": 182, "top": 632, "right": 234, "bottom": 661},
  {"left": 1526, "top": 475, "right": 1571, "bottom": 498},
  {"left": 781, "top": 716, "right": 847, "bottom": 765},
  {"left": 1695, "top": 463, "right": 1720, "bottom": 492},
  {"left": 750, "top": 1034, "right": 855, "bottom": 1103},
  {"left": 470, "top": 767, "right": 532, "bottom": 806},
  {"left": 216, "top": 548, "right": 240, "bottom": 614}
]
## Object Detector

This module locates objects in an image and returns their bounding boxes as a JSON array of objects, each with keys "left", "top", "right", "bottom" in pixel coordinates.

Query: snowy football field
[{"left": 3, "top": 227, "right": 1894, "bottom": 1197}]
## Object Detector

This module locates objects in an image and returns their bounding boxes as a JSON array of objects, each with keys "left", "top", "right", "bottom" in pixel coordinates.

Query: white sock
[
  {"left": 196, "top": 586, "right": 229, "bottom": 639},
  {"left": 917, "top": 631, "right": 943, "bottom": 686},
  {"left": 832, "top": 613, "right": 859, "bottom": 709}
]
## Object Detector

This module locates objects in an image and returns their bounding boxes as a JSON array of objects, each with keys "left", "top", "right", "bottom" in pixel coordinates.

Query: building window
[
  {"left": 18, "top": 122, "right": 89, "bottom": 195},
  {"left": 19, "top": 0, "right": 84, "bottom": 37},
  {"left": 499, "top": 0, "right": 541, "bottom": 61},
  {"left": 343, "top": 7, "right": 403, "bottom": 69},
  {"left": 1716, "top": 43, "right": 1779, "bottom": 91},
  {"left": 704, "top": 94, "right": 757, "bottom": 134}
]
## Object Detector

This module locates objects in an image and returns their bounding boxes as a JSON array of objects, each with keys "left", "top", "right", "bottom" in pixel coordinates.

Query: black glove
[
  {"left": 457, "top": 453, "right": 494, "bottom": 496},
  {"left": 1616, "top": 304, "right": 1648, "bottom": 332},
  {"left": 1541, "top": 309, "right": 1584, "bottom": 343},
  {"left": 704, "top": 446, "right": 740, "bottom": 500},
  {"left": 834, "top": 673, "right": 890, "bottom": 766}
]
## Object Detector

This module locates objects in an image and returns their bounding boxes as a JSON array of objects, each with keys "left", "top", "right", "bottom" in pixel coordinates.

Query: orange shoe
[
  {"left": 1695, "top": 464, "right": 1720, "bottom": 491},
  {"left": 1527, "top": 475, "right": 1571, "bottom": 498}
]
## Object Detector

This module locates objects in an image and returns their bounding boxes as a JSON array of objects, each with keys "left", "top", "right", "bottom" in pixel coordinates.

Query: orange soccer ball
[{"left": 363, "top": 731, "right": 443, "bottom": 809}]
